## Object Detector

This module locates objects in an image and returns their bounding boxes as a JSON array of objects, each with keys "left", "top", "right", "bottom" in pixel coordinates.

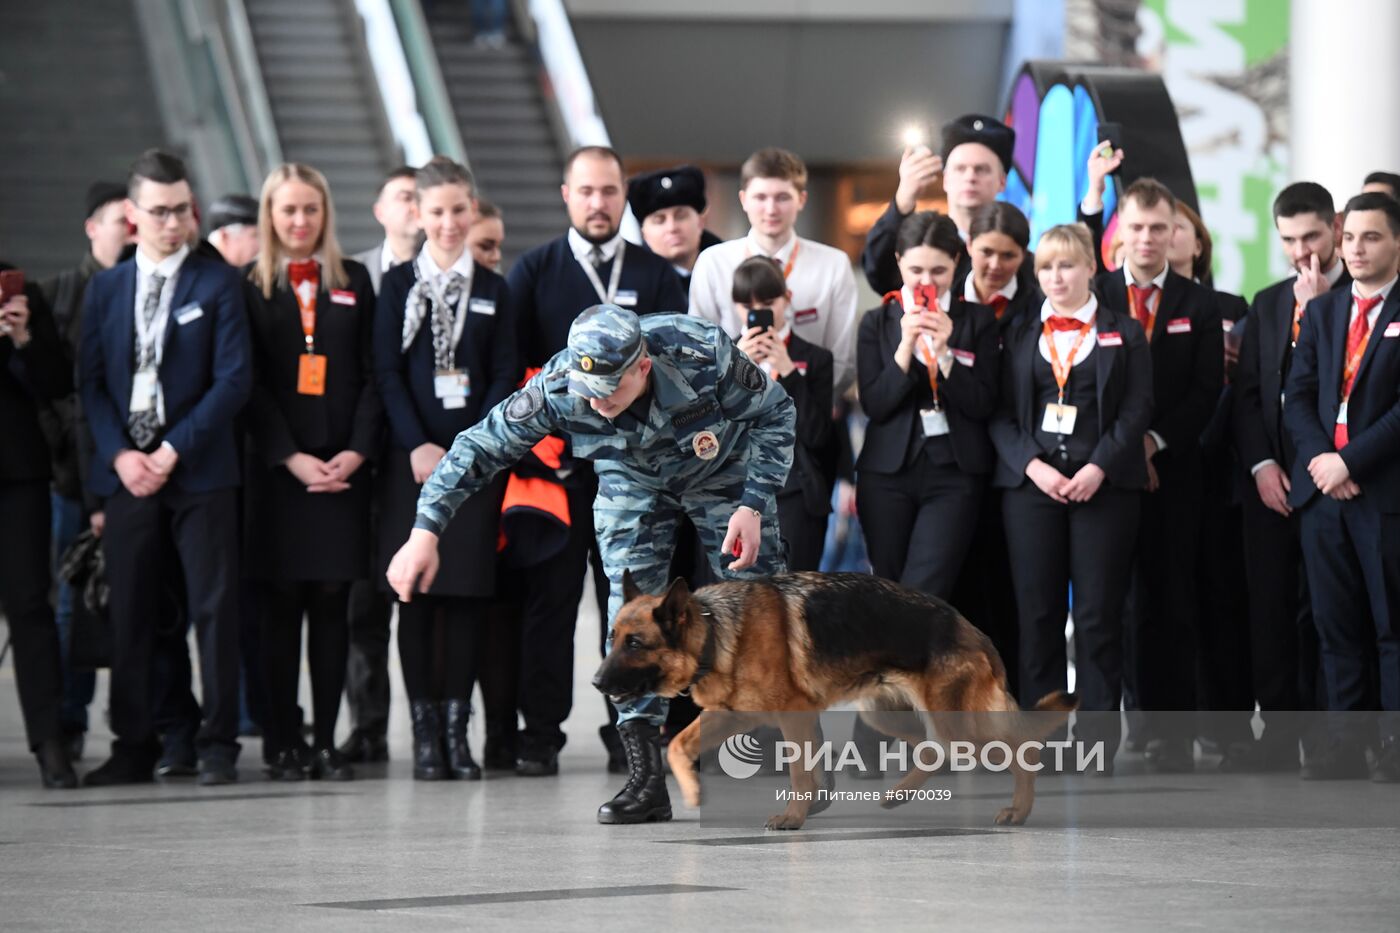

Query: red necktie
[
  {"left": 989, "top": 295, "right": 1010, "bottom": 320},
  {"left": 1128, "top": 284, "right": 1159, "bottom": 339},
  {"left": 1045, "top": 314, "right": 1087, "bottom": 332},
  {"left": 1333, "top": 293, "right": 1384, "bottom": 449}
]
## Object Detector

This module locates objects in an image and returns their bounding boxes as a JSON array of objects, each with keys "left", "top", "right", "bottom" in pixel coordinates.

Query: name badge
[
  {"left": 330, "top": 289, "right": 356, "bottom": 306},
  {"left": 1166, "top": 317, "right": 1192, "bottom": 335},
  {"left": 1042, "top": 402, "right": 1078, "bottom": 435},
  {"left": 952, "top": 349, "right": 976, "bottom": 368},
  {"left": 297, "top": 354, "right": 327, "bottom": 396},
  {"left": 614, "top": 290, "right": 638, "bottom": 308},
  {"left": 1337, "top": 401, "right": 1348, "bottom": 426},
  {"left": 793, "top": 360, "right": 808, "bottom": 375},
  {"left": 793, "top": 308, "right": 819, "bottom": 325},
  {"left": 1222, "top": 318, "right": 1235, "bottom": 333},
  {"left": 1096, "top": 332, "right": 1122, "bottom": 347},
  {"left": 175, "top": 303, "right": 203, "bottom": 325},
  {"left": 468, "top": 298, "right": 496, "bottom": 316},
  {"left": 920, "top": 408, "right": 950, "bottom": 437},
  {"left": 1385, "top": 321, "right": 1400, "bottom": 338},
  {"left": 130, "top": 368, "right": 158, "bottom": 412},
  {"left": 434, "top": 369, "right": 470, "bottom": 409}
]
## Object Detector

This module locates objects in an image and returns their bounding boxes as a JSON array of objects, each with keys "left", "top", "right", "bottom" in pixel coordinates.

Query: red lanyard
[{"left": 288, "top": 260, "right": 319, "bottom": 354}]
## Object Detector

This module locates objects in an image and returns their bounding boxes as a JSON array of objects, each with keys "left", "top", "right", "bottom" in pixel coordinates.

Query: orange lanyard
[
  {"left": 885, "top": 290, "right": 944, "bottom": 402},
  {"left": 747, "top": 241, "right": 799, "bottom": 280},
  {"left": 288, "top": 261, "right": 319, "bottom": 354},
  {"left": 1043, "top": 318, "right": 1095, "bottom": 402},
  {"left": 1341, "top": 324, "right": 1372, "bottom": 402}
]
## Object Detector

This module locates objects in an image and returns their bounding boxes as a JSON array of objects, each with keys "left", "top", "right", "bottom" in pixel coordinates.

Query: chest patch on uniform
[
  {"left": 735, "top": 356, "right": 765, "bottom": 392},
  {"left": 672, "top": 399, "right": 719, "bottom": 430},
  {"left": 505, "top": 383, "right": 544, "bottom": 423}
]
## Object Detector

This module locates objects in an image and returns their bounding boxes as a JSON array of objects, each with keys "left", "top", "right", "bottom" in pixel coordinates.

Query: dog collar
[{"left": 681, "top": 610, "right": 718, "bottom": 695}]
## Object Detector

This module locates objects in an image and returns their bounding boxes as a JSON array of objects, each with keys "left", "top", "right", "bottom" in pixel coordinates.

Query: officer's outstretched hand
[
  {"left": 722, "top": 508, "right": 762, "bottom": 572},
  {"left": 387, "top": 528, "right": 441, "bottom": 602}
]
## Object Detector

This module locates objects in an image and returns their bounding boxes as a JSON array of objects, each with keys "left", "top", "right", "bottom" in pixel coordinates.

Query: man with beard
[
  {"left": 505, "top": 146, "right": 687, "bottom": 776},
  {"left": 628, "top": 165, "right": 721, "bottom": 285}
]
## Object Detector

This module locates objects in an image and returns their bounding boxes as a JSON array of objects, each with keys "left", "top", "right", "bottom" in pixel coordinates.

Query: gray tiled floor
[{"left": 2, "top": 609, "right": 1399, "bottom": 931}]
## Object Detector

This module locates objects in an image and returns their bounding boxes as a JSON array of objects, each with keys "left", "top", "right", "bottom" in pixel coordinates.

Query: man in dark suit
[
  {"left": 0, "top": 263, "right": 79, "bottom": 787},
  {"left": 1232, "top": 182, "right": 1350, "bottom": 771},
  {"left": 1284, "top": 192, "right": 1400, "bottom": 782},
  {"left": 1085, "top": 175, "right": 1223, "bottom": 772},
  {"left": 506, "top": 146, "right": 688, "bottom": 776},
  {"left": 340, "top": 165, "right": 420, "bottom": 765},
  {"left": 860, "top": 115, "right": 1017, "bottom": 295},
  {"left": 78, "top": 150, "right": 253, "bottom": 786},
  {"left": 627, "top": 165, "right": 723, "bottom": 286}
]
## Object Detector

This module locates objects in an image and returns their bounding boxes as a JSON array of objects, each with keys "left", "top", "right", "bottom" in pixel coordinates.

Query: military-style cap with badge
[
  {"left": 206, "top": 194, "right": 259, "bottom": 233},
  {"left": 565, "top": 304, "right": 645, "bottom": 399},
  {"left": 85, "top": 181, "right": 128, "bottom": 220},
  {"left": 627, "top": 165, "right": 707, "bottom": 223},
  {"left": 941, "top": 114, "right": 1015, "bottom": 174}
]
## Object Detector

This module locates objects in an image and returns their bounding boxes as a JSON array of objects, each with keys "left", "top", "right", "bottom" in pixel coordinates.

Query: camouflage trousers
[{"left": 594, "top": 457, "right": 787, "bottom": 726}]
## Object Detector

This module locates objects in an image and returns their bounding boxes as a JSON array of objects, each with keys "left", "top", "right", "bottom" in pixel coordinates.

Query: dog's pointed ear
[
  {"left": 622, "top": 568, "right": 642, "bottom": 604},
  {"left": 656, "top": 576, "right": 691, "bottom": 628}
]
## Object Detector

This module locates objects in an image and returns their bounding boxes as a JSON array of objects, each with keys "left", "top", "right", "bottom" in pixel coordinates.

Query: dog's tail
[{"left": 1026, "top": 690, "right": 1078, "bottom": 739}]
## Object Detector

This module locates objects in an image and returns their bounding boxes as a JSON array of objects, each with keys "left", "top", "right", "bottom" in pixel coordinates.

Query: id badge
[
  {"left": 1337, "top": 400, "right": 1348, "bottom": 426},
  {"left": 920, "top": 407, "right": 950, "bottom": 437},
  {"left": 1042, "top": 402, "right": 1078, "bottom": 435},
  {"left": 130, "top": 368, "right": 157, "bottom": 412},
  {"left": 434, "top": 369, "right": 470, "bottom": 409},
  {"left": 297, "top": 353, "right": 327, "bottom": 396}
]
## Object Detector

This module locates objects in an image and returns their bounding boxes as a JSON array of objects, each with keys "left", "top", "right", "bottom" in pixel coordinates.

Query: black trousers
[
  {"left": 396, "top": 595, "right": 483, "bottom": 702},
  {"left": 345, "top": 578, "right": 393, "bottom": 738},
  {"left": 1240, "top": 479, "right": 1325, "bottom": 746},
  {"left": 950, "top": 486, "right": 1020, "bottom": 697},
  {"left": 0, "top": 480, "right": 63, "bottom": 750},
  {"left": 517, "top": 482, "right": 596, "bottom": 750},
  {"left": 1125, "top": 450, "right": 1202, "bottom": 743},
  {"left": 258, "top": 581, "right": 351, "bottom": 753},
  {"left": 857, "top": 455, "right": 982, "bottom": 600},
  {"left": 776, "top": 492, "right": 828, "bottom": 573},
  {"left": 103, "top": 485, "right": 242, "bottom": 762},
  {"left": 1299, "top": 494, "right": 1400, "bottom": 736},
  {"left": 1195, "top": 453, "right": 1253, "bottom": 745},
  {"left": 1003, "top": 482, "right": 1139, "bottom": 752}
]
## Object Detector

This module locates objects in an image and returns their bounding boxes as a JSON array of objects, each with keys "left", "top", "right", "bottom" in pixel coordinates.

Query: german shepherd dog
[{"left": 594, "top": 571, "right": 1077, "bottom": 830}]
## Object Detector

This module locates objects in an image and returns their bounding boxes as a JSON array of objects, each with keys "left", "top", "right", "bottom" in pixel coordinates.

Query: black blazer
[
  {"left": 1234, "top": 270, "right": 1353, "bottom": 471},
  {"left": 1200, "top": 288, "right": 1249, "bottom": 454},
  {"left": 243, "top": 260, "right": 383, "bottom": 465},
  {"left": 373, "top": 259, "right": 520, "bottom": 451},
  {"left": 1, "top": 268, "right": 72, "bottom": 482},
  {"left": 1093, "top": 268, "right": 1222, "bottom": 452},
  {"left": 777, "top": 332, "right": 836, "bottom": 515},
  {"left": 857, "top": 295, "right": 1000, "bottom": 475},
  {"left": 1283, "top": 286, "right": 1400, "bottom": 511},
  {"left": 989, "top": 303, "right": 1154, "bottom": 489}
]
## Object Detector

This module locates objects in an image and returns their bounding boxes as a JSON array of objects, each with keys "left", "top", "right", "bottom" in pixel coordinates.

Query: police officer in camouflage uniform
[{"left": 387, "top": 304, "right": 795, "bottom": 823}]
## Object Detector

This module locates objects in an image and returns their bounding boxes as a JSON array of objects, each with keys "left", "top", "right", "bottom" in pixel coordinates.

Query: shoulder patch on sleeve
[
  {"left": 505, "top": 383, "right": 545, "bottom": 423},
  {"left": 735, "top": 355, "right": 765, "bottom": 392}
]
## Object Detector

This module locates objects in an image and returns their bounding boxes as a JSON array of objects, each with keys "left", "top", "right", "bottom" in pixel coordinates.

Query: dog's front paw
[
  {"left": 765, "top": 811, "right": 807, "bottom": 831},
  {"left": 993, "top": 806, "right": 1027, "bottom": 826}
]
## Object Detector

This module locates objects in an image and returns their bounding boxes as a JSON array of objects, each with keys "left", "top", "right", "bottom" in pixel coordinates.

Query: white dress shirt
[
  {"left": 964, "top": 272, "right": 1019, "bottom": 305},
  {"left": 133, "top": 243, "right": 190, "bottom": 434},
  {"left": 1038, "top": 294, "right": 1099, "bottom": 368},
  {"left": 688, "top": 229, "right": 859, "bottom": 392}
]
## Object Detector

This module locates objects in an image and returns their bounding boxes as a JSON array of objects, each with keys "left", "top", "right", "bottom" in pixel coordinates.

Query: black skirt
[
  {"left": 244, "top": 455, "right": 372, "bottom": 582},
  {"left": 375, "top": 449, "right": 506, "bottom": 598}
]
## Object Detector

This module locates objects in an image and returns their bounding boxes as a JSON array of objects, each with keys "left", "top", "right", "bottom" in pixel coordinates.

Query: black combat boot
[
  {"left": 597, "top": 721, "right": 672, "bottom": 824},
  {"left": 411, "top": 700, "right": 447, "bottom": 780},
  {"left": 444, "top": 699, "right": 482, "bottom": 781}
]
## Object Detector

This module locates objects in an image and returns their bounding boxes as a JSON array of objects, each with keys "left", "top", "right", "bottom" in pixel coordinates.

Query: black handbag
[{"left": 58, "top": 529, "right": 111, "bottom": 670}]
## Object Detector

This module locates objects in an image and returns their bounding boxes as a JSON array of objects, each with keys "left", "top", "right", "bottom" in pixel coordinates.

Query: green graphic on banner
[{"left": 1142, "top": 0, "right": 1291, "bottom": 297}]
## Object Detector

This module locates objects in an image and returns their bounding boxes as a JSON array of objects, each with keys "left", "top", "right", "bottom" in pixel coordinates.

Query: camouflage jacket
[{"left": 413, "top": 314, "right": 796, "bottom": 534}]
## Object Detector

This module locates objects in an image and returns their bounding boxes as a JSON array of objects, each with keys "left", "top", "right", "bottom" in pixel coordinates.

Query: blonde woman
[
  {"left": 243, "top": 164, "right": 381, "bottom": 781},
  {"left": 989, "top": 223, "right": 1153, "bottom": 771}
]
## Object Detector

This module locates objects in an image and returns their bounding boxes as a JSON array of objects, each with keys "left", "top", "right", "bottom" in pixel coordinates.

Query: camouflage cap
[{"left": 566, "top": 304, "right": 645, "bottom": 398}]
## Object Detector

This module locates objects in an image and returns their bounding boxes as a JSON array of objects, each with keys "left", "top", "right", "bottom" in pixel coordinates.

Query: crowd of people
[{"left": 2, "top": 111, "right": 1399, "bottom": 825}]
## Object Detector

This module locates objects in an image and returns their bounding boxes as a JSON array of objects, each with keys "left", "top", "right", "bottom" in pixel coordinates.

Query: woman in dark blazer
[
  {"left": 990, "top": 223, "right": 1153, "bottom": 770},
  {"left": 856, "top": 211, "right": 999, "bottom": 599},
  {"left": 373, "top": 156, "right": 519, "bottom": 781},
  {"left": 243, "top": 163, "right": 381, "bottom": 781},
  {"left": 730, "top": 256, "right": 835, "bottom": 571}
]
